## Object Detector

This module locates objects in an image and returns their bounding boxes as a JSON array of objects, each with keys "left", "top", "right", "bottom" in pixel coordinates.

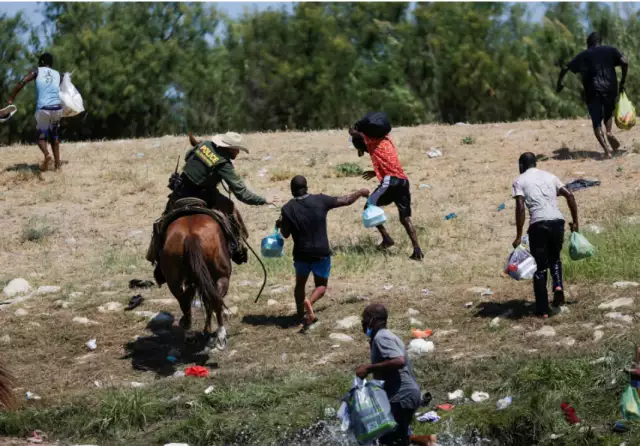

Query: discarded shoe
[
  {"left": 125, "top": 295, "right": 145, "bottom": 311},
  {"left": 129, "top": 279, "right": 155, "bottom": 289}
]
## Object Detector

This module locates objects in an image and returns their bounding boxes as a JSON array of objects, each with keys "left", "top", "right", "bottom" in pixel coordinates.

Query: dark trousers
[
  {"left": 379, "top": 403, "right": 415, "bottom": 446},
  {"left": 528, "top": 219, "right": 565, "bottom": 315}
]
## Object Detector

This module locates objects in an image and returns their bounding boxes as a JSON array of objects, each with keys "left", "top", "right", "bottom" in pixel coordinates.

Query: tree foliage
[{"left": 1, "top": 2, "right": 638, "bottom": 145}]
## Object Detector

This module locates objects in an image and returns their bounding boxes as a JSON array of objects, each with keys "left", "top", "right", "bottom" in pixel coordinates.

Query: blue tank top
[{"left": 35, "top": 67, "right": 61, "bottom": 110}]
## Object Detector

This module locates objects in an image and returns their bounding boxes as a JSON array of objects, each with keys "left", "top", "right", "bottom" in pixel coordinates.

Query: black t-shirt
[
  {"left": 281, "top": 194, "right": 339, "bottom": 261},
  {"left": 567, "top": 46, "right": 624, "bottom": 100}
]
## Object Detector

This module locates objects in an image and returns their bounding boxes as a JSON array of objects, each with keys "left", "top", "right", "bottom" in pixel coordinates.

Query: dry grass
[{"left": 0, "top": 121, "right": 639, "bottom": 443}]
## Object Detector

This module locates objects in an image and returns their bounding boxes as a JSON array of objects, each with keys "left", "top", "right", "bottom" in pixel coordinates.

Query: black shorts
[
  {"left": 587, "top": 92, "right": 616, "bottom": 128},
  {"left": 367, "top": 176, "right": 412, "bottom": 219}
]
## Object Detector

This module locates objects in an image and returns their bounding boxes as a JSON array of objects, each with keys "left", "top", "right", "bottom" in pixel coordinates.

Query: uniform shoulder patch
[{"left": 194, "top": 143, "right": 221, "bottom": 167}]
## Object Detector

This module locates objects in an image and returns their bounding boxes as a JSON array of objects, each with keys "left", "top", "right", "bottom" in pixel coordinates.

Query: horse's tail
[
  {"left": 0, "top": 361, "right": 14, "bottom": 410},
  {"left": 183, "top": 234, "right": 224, "bottom": 311}
]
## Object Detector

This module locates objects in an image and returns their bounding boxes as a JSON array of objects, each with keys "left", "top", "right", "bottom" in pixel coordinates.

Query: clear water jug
[
  {"left": 261, "top": 228, "right": 285, "bottom": 258},
  {"left": 362, "top": 205, "right": 387, "bottom": 228}
]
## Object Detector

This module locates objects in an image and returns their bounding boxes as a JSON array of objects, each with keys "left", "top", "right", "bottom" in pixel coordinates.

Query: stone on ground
[
  {"left": 14, "top": 308, "right": 28, "bottom": 317},
  {"left": 134, "top": 310, "right": 156, "bottom": 318},
  {"left": 329, "top": 333, "right": 353, "bottom": 343},
  {"left": 0, "top": 334, "right": 10, "bottom": 344},
  {"left": 72, "top": 316, "right": 99, "bottom": 325},
  {"left": 37, "top": 285, "right": 61, "bottom": 295},
  {"left": 407, "top": 308, "right": 420, "bottom": 316},
  {"left": 529, "top": 326, "right": 556, "bottom": 337},
  {"left": 409, "top": 317, "right": 423, "bottom": 326},
  {"left": 3, "top": 278, "right": 31, "bottom": 298},
  {"left": 613, "top": 281, "right": 639, "bottom": 289},
  {"left": 605, "top": 312, "right": 633, "bottom": 324},
  {"left": 489, "top": 317, "right": 501, "bottom": 328},
  {"left": 593, "top": 330, "right": 604, "bottom": 342},
  {"left": 335, "top": 315, "right": 360, "bottom": 330},
  {"left": 98, "top": 301, "right": 123, "bottom": 312},
  {"left": 598, "top": 297, "right": 634, "bottom": 310},
  {"left": 267, "top": 299, "right": 278, "bottom": 306},
  {"left": 54, "top": 300, "right": 70, "bottom": 309}
]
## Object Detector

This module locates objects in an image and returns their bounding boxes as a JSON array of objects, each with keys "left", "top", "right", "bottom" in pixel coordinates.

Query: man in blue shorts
[{"left": 277, "top": 176, "right": 369, "bottom": 326}]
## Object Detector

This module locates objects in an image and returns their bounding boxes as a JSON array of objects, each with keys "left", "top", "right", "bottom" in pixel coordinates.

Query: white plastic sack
[
  {"left": 505, "top": 245, "right": 536, "bottom": 281},
  {"left": 60, "top": 72, "right": 84, "bottom": 117}
]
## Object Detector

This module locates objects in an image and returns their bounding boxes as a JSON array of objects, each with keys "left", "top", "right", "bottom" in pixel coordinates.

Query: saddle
[{"left": 153, "top": 197, "right": 238, "bottom": 255}]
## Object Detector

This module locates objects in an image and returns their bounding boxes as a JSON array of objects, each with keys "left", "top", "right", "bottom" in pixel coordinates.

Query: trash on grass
[
  {"left": 497, "top": 396, "right": 512, "bottom": 410},
  {"left": 25, "top": 391, "right": 41, "bottom": 401},
  {"left": 472, "top": 391, "right": 490, "bottom": 403},
  {"left": 427, "top": 149, "right": 442, "bottom": 158},
  {"left": 411, "top": 328, "right": 433, "bottom": 339},
  {"left": 204, "top": 385, "right": 215, "bottom": 395},
  {"left": 436, "top": 403, "right": 454, "bottom": 412},
  {"left": 566, "top": 179, "right": 601, "bottom": 192},
  {"left": 447, "top": 389, "right": 464, "bottom": 401},
  {"left": 417, "top": 411, "right": 441, "bottom": 423},
  {"left": 343, "top": 377, "right": 397, "bottom": 443},
  {"left": 185, "top": 366, "right": 209, "bottom": 378}
]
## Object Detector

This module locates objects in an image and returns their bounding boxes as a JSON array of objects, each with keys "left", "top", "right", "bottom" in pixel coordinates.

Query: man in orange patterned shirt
[{"left": 349, "top": 124, "right": 424, "bottom": 261}]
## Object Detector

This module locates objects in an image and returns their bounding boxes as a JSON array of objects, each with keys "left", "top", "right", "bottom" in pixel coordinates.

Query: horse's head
[{"left": 188, "top": 132, "right": 200, "bottom": 147}]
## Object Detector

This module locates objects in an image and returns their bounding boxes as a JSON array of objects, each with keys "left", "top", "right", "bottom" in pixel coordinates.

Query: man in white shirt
[{"left": 512, "top": 152, "right": 579, "bottom": 318}]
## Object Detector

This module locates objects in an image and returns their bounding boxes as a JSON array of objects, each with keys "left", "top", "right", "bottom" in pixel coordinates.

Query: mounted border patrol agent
[{"left": 147, "top": 132, "right": 273, "bottom": 284}]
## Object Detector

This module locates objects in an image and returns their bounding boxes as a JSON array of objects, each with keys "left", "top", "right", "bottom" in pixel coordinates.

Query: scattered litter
[
  {"left": 331, "top": 344, "right": 340, "bottom": 349},
  {"left": 3, "top": 278, "right": 31, "bottom": 298},
  {"left": 465, "top": 302, "right": 473, "bottom": 308},
  {"left": 72, "top": 316, "right": 99, "bottom": 325},
  {"left": 455, "top": 122, "right": 468, "bottom": 126},
  {"left": 471, "top": 391, "right": 490, "bottom": 403},
  {"left": 605, "top": 312, "right": 633, "bottom": 324},
  {"left": 561, "top": 337, "right": 576, "bottom": 347},
  {"left": 69, "top": 292, "right": 84, "bottom": 299},
  {"left": 383, "top": 284, "right": 394, "bottom": 291},
  {"left": 411, "top": 328, "right": 432, "bottom": 339},
  {"left": 436, "top": 403, "right": 454, "bottom": 411},
  {"left": 329, "top": 333, "right": 354, "bottom": 343},
  {"left": 496, "top": 396, "right": 512, "bottom": 410},
  {"left": 481, "top": 289, "right": 494, "bottom": 297},
  {"left": 135, "top": 153, "right": 145, "bottom": 158},
  {"left": 25, "top": 391, "right": 41, "bottom": 401},
  {"left": 267, "top": 299, "right": 278, "bottom": 306},
  {"left": 281, "top": 353, "right": 287, "bottom": 363},
  {"left": 467, "top": 286, "right": 490, "bottom": 295},
  {"left": 566, "top": 179, "right": 601, "bottom": 192},
  {"left": 560, "top": 402, "right": 582, "bottom": 425},
  {"left": 587, "top": 224, "right": 603, "bottom": 234},
  {"left": 422, "top": 289, "right": 431, "bottom": 296},
  {"left": 417, "top": 411, "right": 441, "bottom": 423},
  {"left": 204, "top": 385, "right": 215, "bottom": 395},
  {"left": 125, "top": 295, "right": 145, "bottom": 311},
  {"left": 613, "top": 281, "right": 639, "bottom": 289},
  {"left": 14, "top": 308, "right": 28, "bottom": 317},
  {"left": 599, "top": 297, "right": 634, "bottom": 310},
  {"left": 408, "top": 339, "right": 435, "bottom": 357},
  {"left": 54, "top": 300, "right": 70, "bottom": 309},
  {"left": 185, "top": 366, "right": 209, "bottom": 378},
  {"left": 336, "top": 315, "right": 360, "bottom": 330},
  {"left": 258, "top": 168, "right": 268, "bottom": 177},
  {"left": 489, "top": 317, "right": 501, "bottom": 328},
  {"left": 172, "top": 370, "right": 185, "bottom": 378},
  {"left": 444, "top": 213, "right": 457, "bottom": 220},
  {"left": 427, "top": 149, "right": 442, "bottom": 158},
  {"left": 262, "top": 155, "right": 273, "bottom": 161},
  {"left": 94, "top": 380, "right": 102, "bottom": 388},
  {"left": 86, "top": 339, "right": 97, "bottom": 350},
  {"left": 447, "top": 389, "right": 464, "bottom": 401},
  {"left": 324, "top": 406, "right": 336, "bottom": 417},
  {"left": 505, "top": 129, "right": 515, "bottom": 138},
  {"left": 37, "top": 285, "right": 61, "bottom": 295},
  {"left": 129, "top": 279, "right": 154, "bottom": 289},
  {"left": 130, "top": 382, "right": 145, "bottom": 388},
  {"left": 407, "top": 308, "right": 420, "bottom": 316},
  {"left": 134, "top": 310, "right": 155, "bottom": 318},
  {"left": 419, "top": 184, "right": 432, "bottom": 190}
]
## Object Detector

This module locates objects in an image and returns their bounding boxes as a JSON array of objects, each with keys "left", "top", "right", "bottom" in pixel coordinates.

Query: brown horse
[{"left": 160, "top": 213, "right": 232, "bottom": 350}]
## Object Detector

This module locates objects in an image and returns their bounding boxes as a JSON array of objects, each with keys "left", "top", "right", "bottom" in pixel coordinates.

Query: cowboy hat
[
  {"left": 0, "top": 105, "right": 17, "bottom": 124},
  {"left": 211, "top": 132, "right": 249, "bottom": 153}
]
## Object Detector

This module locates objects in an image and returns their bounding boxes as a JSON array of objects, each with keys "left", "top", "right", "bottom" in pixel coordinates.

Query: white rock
[
  {"left": 467, "top": 286, "right": 492, "bottom": 295},
  {"left": 530, "top": 326, "right": 556, "bottom": 337},
  {"left": 36, "top": 285, "right": 61, "bottom": 295},
  {"left": 224, "top": 306, "right": 239, "bottom": 316},
  {"left": 86, "top": 339, "right": 97, "bottom": 350},
  {"left": 599, "top": 297, "right": 634, "bottom": 310},
  {"left": 489, "top": 317, "right": 501, "bottom": 328},
  {"left": 267, "top": 299, "right": 278, "bottom": 307},
  {"left": 173, "top": 371, "right": 185, "bottom": 378},
  {"left": 72, "top": 316, "right": 99, "bottom": 325},
  {"left": 409, "top": 318, "right": 423, "bottom": 326},
  {"left": 593, "top": 330, "right": 604, "bottom": 342},
  {"left": 270, "top": 286, "right": 288, "bottom": 295},
  {"left": 451, "top": 353, "right": 465, "bottom": 360},
  {"left": 149, "top": 299, "right": 176, "bottom": 305},
  {"left": 98, "top": 302, "right": 123, "bottom": 312},
  {"left": 2, "top": 278, "right": 31, "bottom": 297},
  {"left": 613, "top": 282, "right": 639, "bottom": 289},
  {"left": 383, "top": 285, "right": 394, "bottom": 291},
  {"left": 65, "top": 237, "right": 77, "bottom": 245},
  {"left": 335, "top": 315, "right": 360, "bottom": 330},
  {"left": 605, "top": 312, "right": 633, "bottom": 324},
  {"left": 329, "top": 333, "right": 354, "bottom": 343},
  {"left": 434, "top": 329, "right": 458, "bottom": 338},
  {"left": 204, "top": 385, "right": 215, "bottom": 395},
  {"left": 407, "top": 308, "right": 420, "bottom": 316},
  {"left": 448, "top": 389, "right": 464, "bottom": 401},
  {"left": 54, "top": 300, "right": 70, "bottom": 309},
  {"left": 408, "top": 339, "right": 435, "bottom": 357},
  {"left": 465, "top": 301, "right": 474, "bottom": 308},
  {"left": 228, "top": 350, "right": 237, "bottom": 358},
  {"left": 130, "top": 382, "right": 145, "bottom": 388},
  {"left": 69, "top": 292, "right": 84, "bottom": 299},
  {"left": 134, "top": 311, "right": 156, "bottom": 318},
  {"left": 14, "top": 308, "right": 28, "bottom": 316},
  {"left": 471, "top": 391, "right": 490, "bottom": 402},
  {"left": 512, "top": 325, "right": 524, "bottom": 332},
  {"left": 1, "top": 334, "right": 11, "bottom": 344},
  {"left": 561, "top": 337, "right": 576, "bottom": 347}
]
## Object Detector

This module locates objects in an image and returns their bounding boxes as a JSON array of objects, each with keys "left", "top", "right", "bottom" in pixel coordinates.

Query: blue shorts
[{"left": 294, "top": 257, "right": 331, "bottom": 279}]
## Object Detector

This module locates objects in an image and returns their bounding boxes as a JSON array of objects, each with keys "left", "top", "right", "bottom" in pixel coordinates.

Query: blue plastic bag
[
  {"left": 261, "top": 228, "right": 284, "bottom": 258},
  {"left": 344, "top": 377, "right": 397, "bottom": 444}
]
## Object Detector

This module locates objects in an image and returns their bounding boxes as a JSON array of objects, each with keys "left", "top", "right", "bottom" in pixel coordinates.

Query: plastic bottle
[
  {"left": 497, "top": 203, "right": 505, "bottom": 211},
  {"left": 445, "top": 213, "right": 457, "bottom": 220}
]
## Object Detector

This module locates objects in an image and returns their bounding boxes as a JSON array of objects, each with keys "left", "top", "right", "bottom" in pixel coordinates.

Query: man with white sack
[{"left": 9, "top": 53, "right": 68, "bottom": 171}]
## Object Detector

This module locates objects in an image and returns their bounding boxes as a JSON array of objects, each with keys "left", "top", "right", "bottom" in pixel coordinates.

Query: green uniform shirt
[{"left": 182, "top": 141, "right": 266, "bottom": 206}]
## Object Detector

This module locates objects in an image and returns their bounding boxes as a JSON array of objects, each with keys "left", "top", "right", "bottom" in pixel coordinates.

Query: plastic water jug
[
  {"left": 362, "top": 205, "right": 387, "bottom": 228},
  {"left": 261, "top": 228, "right": 284, "bottom": 258},
  {"left": 505, "top": 246, "right": 537, "bottom": 281}
]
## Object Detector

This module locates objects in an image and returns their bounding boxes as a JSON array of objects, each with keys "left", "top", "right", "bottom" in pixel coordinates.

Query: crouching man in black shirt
[{"left": 277, "top": 176, "right": 369, "bottom": 326}]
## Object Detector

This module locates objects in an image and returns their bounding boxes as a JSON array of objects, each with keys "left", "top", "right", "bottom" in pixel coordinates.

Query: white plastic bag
[
  {"left": 505, "top": 245, "right": 536, "bottom": 280},
  {"left": 59, "top": 72, "right": 84, "bottom": 117}
]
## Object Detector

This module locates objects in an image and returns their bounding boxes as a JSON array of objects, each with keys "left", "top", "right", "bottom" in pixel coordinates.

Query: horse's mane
[{"left": 0, "top": 362, "right": 14, "bottom": 409}]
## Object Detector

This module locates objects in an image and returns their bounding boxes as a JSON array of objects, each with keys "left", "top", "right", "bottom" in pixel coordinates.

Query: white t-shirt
[{"left": 512, "top": 168, "right": 565, "bottom": 224}]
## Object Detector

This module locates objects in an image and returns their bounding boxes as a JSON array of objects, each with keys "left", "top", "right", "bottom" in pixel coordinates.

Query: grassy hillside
[{"left": 0, "top": 120, "right": 639, "bottom": 445}]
